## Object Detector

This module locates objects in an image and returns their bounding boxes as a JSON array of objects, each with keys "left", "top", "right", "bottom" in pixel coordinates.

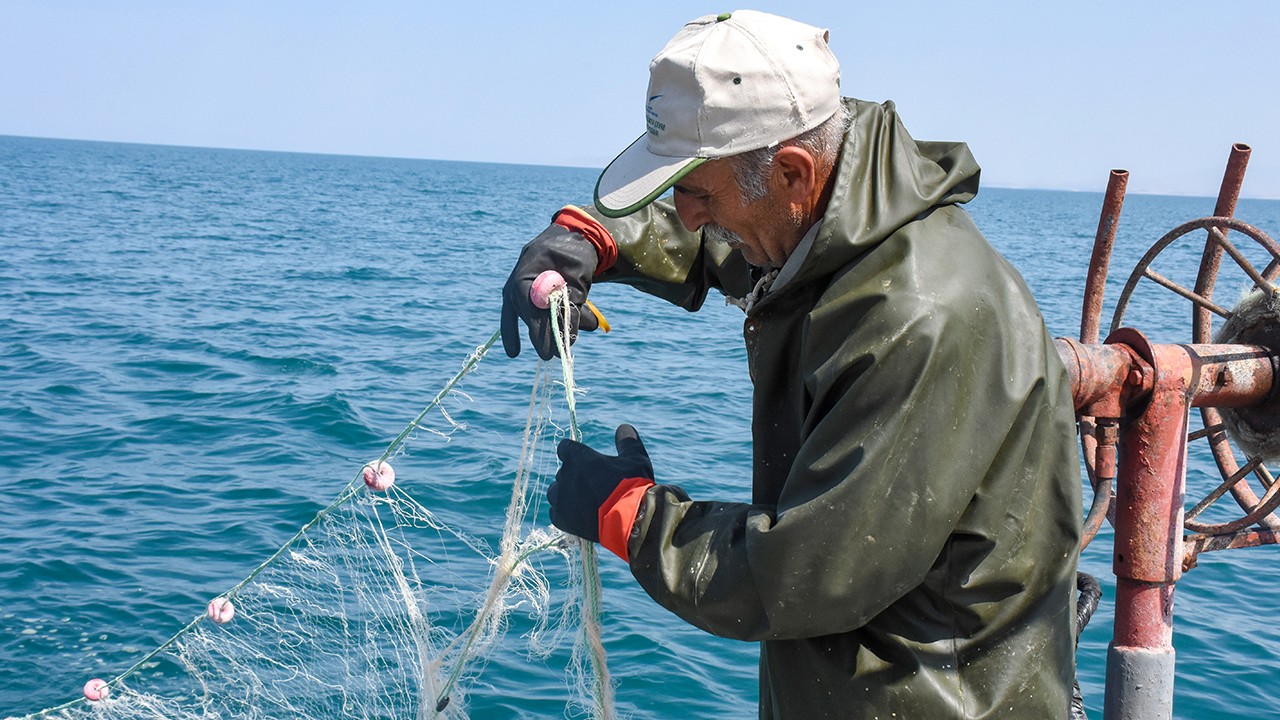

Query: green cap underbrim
[{"left": 593, "top": 138, "right": 707, "bottom": 218}]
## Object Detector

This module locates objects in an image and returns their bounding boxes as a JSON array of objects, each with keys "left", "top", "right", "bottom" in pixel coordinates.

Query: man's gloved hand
[
  {"left": 549, "top": 424, "right": 656, "bottom": 561},
  {"left": 501, "top": 207, "right": 617, "bottom": 361}
]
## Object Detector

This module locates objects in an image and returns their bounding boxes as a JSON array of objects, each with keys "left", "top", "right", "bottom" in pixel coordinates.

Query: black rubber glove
[
  {"left": 501, "top": 223, "right": 600, "bottom": 360},
  {"left": 548, "top": 424, "right": 653, "bottom": 542}
]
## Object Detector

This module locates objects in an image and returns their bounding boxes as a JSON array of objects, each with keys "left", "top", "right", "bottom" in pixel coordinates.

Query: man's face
[{"left": 671, "top": 159, "right": 805, "bottom": 269}]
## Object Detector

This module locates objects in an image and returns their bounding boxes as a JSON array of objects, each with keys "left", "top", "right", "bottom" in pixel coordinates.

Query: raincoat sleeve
[
  {"left": 581, "top": 201, "right": 756, "bottom": 309},
  {"left": 622, "top": 215, "right": 1078, "bottom": 642}
]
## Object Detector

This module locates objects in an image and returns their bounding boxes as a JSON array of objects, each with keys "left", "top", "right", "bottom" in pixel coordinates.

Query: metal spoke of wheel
[
  {"left": 1142, "top": 268, "right": 1234, "bottom": 319},
  {"left": 1208, "top": 224, "right": 1277, "bottom": 296},
  {"left": 1188, "top": 423, "right": 1226, "bottom": 442},
  {"left": 1186, "top": 455, "right": 1263, "bottom": 524}
]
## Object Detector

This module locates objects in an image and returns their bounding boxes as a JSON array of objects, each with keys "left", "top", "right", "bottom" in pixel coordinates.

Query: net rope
[{"left": 9, "top": 288, "right": 617, "bottom": 720}]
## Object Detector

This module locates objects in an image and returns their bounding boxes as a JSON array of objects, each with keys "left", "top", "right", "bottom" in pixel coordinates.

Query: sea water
[{"left": 3, "top": 134, "right": 1280, "bottom": 718}]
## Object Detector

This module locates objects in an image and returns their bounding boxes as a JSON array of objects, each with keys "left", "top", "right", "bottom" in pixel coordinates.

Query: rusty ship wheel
[{"left": 1110, "top": 216, "right": 1280, "bottom": 536}]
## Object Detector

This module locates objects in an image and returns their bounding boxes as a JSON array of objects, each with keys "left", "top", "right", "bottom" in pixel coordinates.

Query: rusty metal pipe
[
  {"left": 1055, "top": 338, "right": 1276, "bottom": 412},
  {"left": 1215, "top": 143, "right": 1253, "bottom": 219},
  {"left": 1112, "top": 582, "right": 1176, "bottom": 648},
  {"left": 1111, "top": 342, "right": 1190, "bottom": 585},
  {"left": 1185, "top": 528, "right": 1280, "bottom": 566},
  {"left": 1104, "top": 341, "right": 1192, "bottom": 720},
  {"left": 1082, "top": 170, "right": 1129, "bottom": 344},
  {"left": 1184, "top": 344, "right": 1278, "bottom": 407},
  {"left": 1055, "top": 337, "right": 1135, "bottom": 416},
  {"left": 1081, "top": 419, "right": 1118, "bottom": 550},
  {"left": 1193, "top": 144, "right": 1252, "bottom": 342}
]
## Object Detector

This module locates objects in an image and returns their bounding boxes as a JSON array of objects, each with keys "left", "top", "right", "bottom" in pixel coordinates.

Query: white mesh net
[{"left": 11, "top": 316, "right": 616, "bottom": 720}]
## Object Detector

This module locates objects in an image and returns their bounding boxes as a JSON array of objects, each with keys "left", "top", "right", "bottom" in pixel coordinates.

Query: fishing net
[{"left": 8, "top": 292, "right": 616, "bottom": 720}]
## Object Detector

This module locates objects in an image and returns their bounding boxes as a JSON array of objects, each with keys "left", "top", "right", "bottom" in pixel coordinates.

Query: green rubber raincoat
[{"left": 590, "top": 98, "right": 1082, "bottom": 719}]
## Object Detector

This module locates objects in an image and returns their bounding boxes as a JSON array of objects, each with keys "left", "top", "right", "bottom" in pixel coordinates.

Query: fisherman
[{"left": 501, "top": 10, "right": 1082, "bottom": 719}]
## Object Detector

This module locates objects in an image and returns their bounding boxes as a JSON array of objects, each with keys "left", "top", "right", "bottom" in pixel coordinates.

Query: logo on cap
[{"left": 646, "top": 98, "right": 666, "bottom": 137}]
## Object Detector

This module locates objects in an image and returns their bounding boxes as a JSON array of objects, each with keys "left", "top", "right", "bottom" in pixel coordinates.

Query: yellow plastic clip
[{"left": 584, "top": 300, "right": 611, "bottom": 333}]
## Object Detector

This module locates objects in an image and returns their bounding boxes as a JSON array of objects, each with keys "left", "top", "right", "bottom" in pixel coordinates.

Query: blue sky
[{"left": 2, "top": 1, "right": 1277, "bottom": 198}]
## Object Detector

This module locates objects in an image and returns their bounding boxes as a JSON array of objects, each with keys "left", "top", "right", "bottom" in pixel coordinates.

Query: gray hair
[{"left": 731, "top": 102, "right": 852, "bottom": 203}]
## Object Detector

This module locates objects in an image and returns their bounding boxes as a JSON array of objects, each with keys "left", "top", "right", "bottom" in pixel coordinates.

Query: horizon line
[{"left": 3, "top": 132, "right": 1277, "bottom": 203}]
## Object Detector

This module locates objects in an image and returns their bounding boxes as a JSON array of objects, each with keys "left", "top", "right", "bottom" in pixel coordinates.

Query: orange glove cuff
[
  {"left": 598, "top": 477, "right": 654, "bottom": 562},
  {"left": 553, "top": 205, "right": 618, "bottom": 274}
]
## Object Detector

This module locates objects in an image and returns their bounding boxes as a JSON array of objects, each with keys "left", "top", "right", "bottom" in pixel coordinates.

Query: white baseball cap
[{"left": 594, "top": 10, "right": 842, "bottom": 218}]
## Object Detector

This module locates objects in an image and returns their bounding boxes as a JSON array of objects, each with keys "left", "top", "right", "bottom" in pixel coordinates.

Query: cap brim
[{"left": 594, "top": 134, "right": 705, "bottom": 218}]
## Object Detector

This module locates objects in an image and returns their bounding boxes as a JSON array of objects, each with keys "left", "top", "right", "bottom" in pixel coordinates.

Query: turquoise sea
[{"left": 3, "top": 134, "right": 1280, "bottom": 718}]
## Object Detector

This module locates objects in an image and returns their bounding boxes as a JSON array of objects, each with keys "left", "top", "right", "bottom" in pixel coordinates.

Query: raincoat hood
[{"left": 776, "top": 98, "right": 981, "bottom": 295}]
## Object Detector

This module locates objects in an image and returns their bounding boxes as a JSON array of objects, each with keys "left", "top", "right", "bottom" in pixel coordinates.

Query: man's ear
[{"left": 771, "top": 146, "right": 817, "bottom": 205}]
